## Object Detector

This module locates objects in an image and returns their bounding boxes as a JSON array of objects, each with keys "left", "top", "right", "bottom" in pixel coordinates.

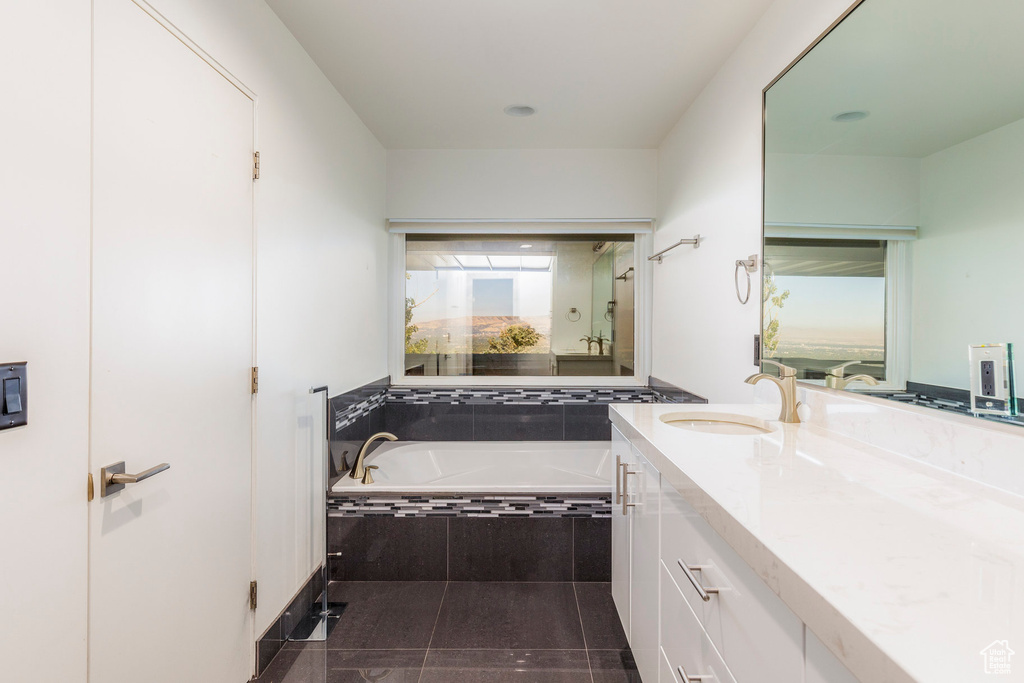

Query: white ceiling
[
  {"left": 766, "top": 0, "right": 1024, "bottom": 158},
  {"left": 265, "top": 0, "right": 776, "bottom": 149}
]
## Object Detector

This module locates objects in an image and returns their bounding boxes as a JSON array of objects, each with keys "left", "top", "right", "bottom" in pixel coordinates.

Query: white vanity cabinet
[
  {"left": 611, "top": 426, "right": 661, "bottom": 683},
  {"left": 612, "top": 425, "right": 857, "bottom": 683}
]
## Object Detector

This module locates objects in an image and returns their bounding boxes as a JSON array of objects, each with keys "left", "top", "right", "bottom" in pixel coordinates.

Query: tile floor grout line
[
  {"left": 417, "top": 580, "right": 450, "bottom": 683},
  {"left": 572, "top": 582, "right": 596, "bottom": 683}
]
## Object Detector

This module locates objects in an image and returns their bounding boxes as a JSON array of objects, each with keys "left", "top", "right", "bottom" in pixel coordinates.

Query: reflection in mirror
[
  {"left": 591, "top": 247, "right": 614, "bottom": 342},
  {"left": 404, "top": 234, "right": 634, "bottom": 377},
  {"left": 763, "top": 0, "right": 1022, "bottom": 424}
]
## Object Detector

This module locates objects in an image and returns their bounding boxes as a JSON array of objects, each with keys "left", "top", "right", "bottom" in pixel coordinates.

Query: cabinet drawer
[
  {"left": 661, "top": 485, "right": 803, "bottom": 683},
  {"left": 661, "top": 563, "right": 737, "bottom": 683},
  {"left": 661, "top": 481, "right": 708, "bottom": 612}
]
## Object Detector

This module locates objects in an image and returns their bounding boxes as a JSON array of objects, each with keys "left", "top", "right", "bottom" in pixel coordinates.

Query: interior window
[
  {"left": 762, "top": 238, "right": 888, "bottom": 381},
  {"left": 404, "top": 234, "right": 636, "bottom": 377}
]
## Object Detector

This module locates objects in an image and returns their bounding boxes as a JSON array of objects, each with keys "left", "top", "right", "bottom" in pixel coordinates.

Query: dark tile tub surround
[
  {"left": 384, "top": 387, "right": 650, "bottom": 441},
  {"left": 329, "top": 376, "right": 389, "bottom": 477},
  {"left": 868, "top": 381, "right": 1024, "bottom": 427},
  {"left": 330, "top": 377, "right": 705, "bottom": 451},
  {"left": 382, "top": 380, "right": 706, "bottom": 441},
  {"left": 327, "top": 514, "right": 611, "bottom": 582}
]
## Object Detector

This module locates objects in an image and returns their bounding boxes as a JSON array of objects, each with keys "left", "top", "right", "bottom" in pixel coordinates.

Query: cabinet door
[
  {"left": 630, "top": 447, "right": 661, "bottom": 683},
  {"left": 610, "top": 426, "right": 633, "bottom": 639}
]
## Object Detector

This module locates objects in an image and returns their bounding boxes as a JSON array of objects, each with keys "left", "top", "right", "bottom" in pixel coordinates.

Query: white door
[{"left": 90, "top": 2, "right": 256, "bottom": 682}]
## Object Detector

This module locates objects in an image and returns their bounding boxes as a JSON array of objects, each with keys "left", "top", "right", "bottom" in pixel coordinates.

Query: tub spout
[{"left": 350, "top": 432, "right": 397, "bottom": 480}]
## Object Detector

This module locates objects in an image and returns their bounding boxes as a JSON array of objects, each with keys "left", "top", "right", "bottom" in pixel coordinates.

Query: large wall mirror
[{"left": 762, "top": 0, "right": 1023, "bottom": 426}]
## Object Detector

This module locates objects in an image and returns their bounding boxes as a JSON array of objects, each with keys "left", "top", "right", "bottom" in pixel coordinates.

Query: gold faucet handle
[
  {"left": 361, "top": 465, "right": 379, "bottom": 485},
  {"left": 760, "top": 359, "right": 797, "bottom": 378}
]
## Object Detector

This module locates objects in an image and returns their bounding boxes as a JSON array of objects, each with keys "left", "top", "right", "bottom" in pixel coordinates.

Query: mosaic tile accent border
[
  {"left": 870, "top": 389, "right": 1024, "bottom": 426},
  {"left": 328, "top": 494, "right": 612, "bottom": 518},
  {"left": 331, "top": 376, "right": 389, "bottom": 432},
  {"left": 386, "top": 387, "right": 656, "bottom": 405},
  {"left": 335, "top": 390, "right": 386, "bottom": 431}
]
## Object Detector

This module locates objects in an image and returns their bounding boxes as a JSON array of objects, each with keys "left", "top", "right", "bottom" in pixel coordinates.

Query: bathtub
[{"left": 330, "top": 440, "right": 612, "bottom": 494}]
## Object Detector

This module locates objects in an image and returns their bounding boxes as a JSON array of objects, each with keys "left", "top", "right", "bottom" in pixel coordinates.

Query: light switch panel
[
  {"left": 1, "top": 362, "right": 28, "bottom": 430},
  {"left": 968, "top": 344, "right": 1017, "bottom": 416}
]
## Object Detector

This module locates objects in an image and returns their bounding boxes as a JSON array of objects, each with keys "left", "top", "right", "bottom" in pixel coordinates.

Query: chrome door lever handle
[{"left": 100, "top": 461, "right": 170, "bottom": 497}]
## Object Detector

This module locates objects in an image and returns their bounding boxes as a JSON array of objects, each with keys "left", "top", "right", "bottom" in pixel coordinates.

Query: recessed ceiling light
[
  {"left": 504, "top": 105, "right": 536, "bottom": 117},
  {"left": 831, "top": 110, "right": 869, "bottom": 123},
  {"left": 520, "top": 244, "right": 533, "bottom": 249}
]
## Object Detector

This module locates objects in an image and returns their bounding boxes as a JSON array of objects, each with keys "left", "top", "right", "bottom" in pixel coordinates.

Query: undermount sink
[{"left": 659, "top": 412, "right": 775, "bottom": 436}]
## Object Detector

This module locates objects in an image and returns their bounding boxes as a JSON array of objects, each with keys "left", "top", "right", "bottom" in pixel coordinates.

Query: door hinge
[
  {"left": 87, "top": 472, "right": 94, "bottom": 502},
  {"left": 249, "top": 581, "right": 258, "bottom": 610},
  {"left": 253, "top": 151, "right": 260, "bottom": 180},
  {"left": 251, "top": 366, "right": 259, "bottom": 395}
]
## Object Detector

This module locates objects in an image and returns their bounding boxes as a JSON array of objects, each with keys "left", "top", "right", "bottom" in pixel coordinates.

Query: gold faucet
[
  {"left": 745, "top": 359, "right": 801, "bottom": 424},
  {"left": 350, "top": 432, "right": 396, "bottom": 480},
  {"left": 825, "top": 361, "right": 880, "bottom": 390}
]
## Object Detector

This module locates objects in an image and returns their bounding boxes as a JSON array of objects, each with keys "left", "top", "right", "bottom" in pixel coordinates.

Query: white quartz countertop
[{"left": 610, "top": 403, "right": 1024, "bottom": 683}]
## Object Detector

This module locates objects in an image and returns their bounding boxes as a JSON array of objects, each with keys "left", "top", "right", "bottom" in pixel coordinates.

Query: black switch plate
[{"left": 1, "top": 362, "right": 28, "bottom": 430}]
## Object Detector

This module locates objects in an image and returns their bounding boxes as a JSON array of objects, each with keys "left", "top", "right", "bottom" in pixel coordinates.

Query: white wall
[
  {"left": 765, "top": 153, "right": 920, "bottom": 226},
  {"left": 0, "top": 4, "right": 91, "bottom": 682},
  {"left": 147, "top": 0, "right": 388, "bottom": 637},
  {"left": 1, "top": 2, "right": 388, "bottom": 677},
  {"left": 911, "top": 116, "right": 1024, "bottom": 390},
  {"left": 386, "top": 149, "right": 658, "bottom": 219},
  {"left": 653, "top": 0, "right": 856, "bottom": 401}
]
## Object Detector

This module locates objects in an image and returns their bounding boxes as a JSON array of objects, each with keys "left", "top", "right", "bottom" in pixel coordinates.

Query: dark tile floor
[{"left": 256, "top": 581, "right": 638, "bottom": 683}]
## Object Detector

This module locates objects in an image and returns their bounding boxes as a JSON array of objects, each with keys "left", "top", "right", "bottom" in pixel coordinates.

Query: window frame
[
  {"left": 388, "top": 221, "right": 653, "bottom": 387},
  {"left": 762, "top": 225, "right": 912, "bottom": 392}
]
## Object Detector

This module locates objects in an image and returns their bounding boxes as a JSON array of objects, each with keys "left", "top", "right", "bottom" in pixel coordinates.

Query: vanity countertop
[{"left": 610, "top": 402, "right": 1024, "bottom": 683}]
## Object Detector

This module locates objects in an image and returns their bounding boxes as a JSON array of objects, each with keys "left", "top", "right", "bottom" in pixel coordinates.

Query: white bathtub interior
[{"left": 331, "top": 441, "right": 613, "bottom": 493}]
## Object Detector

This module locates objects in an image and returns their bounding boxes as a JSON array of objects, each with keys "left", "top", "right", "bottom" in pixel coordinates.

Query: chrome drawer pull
[
  {"left": 615, "top": 455, "right": 624, "bottom": 503},
  {"left": 676, "top": 558, "right": 720, "bottom": 602},
  {"left": 622, "top": 468, "right": 637, "bottom": 515},
  {"left": 677, "top": 664, "right": 712, "bottom": 682}
]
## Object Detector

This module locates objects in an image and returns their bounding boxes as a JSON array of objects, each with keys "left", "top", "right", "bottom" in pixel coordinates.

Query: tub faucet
[
  {"left": 350, "top": 432, "right": 396, "bottom": 480},
  {"left": 745, "top": 360, "right": 801, "bottom": 424},
  {"left": 825, "top": 361, "right": 880, "bottom": 390}
]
